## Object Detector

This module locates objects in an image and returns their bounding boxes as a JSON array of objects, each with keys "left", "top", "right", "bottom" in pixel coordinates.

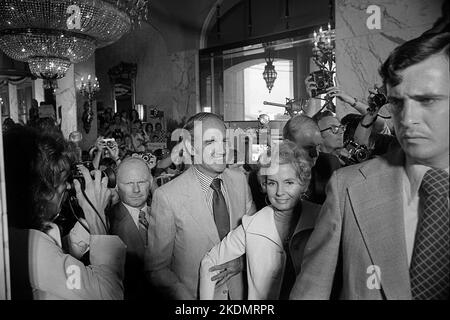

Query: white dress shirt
[
  {"left": 122, "top": 202, "right": 149, "bottom": 229},
  {"left": 193, "top": 166, "right": 231, "bottom": 214},
  {"left": 402, "top": 160, "right": 449, "bottom": 266}
]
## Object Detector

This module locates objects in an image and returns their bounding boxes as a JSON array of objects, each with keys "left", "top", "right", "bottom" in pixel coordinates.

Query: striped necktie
[
  {"left": 410, "top": 168, "right": 449, "bottom": 300},
  {"left": 138, "top": 210, "right": 149, "bottom": 246}
]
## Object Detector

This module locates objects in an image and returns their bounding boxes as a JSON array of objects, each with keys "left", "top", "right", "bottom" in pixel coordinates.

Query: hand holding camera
[
  {"left": 95, "top": 136, "right": 106, "bottom": 151},
  {"left": 73, "top": 164, "right": 111, "bottom": 235},
  {"left": 70, "top": 162, "right": 116, "bottom": 235},
  {"left": 367, "top": 87, "right": 388, "bottom": 114},
  {"left": 309, "top": 70, "right": 334, "bottom": 97},
  {"left": 305, "top": 75, "right": 318, "bottom": 98}
]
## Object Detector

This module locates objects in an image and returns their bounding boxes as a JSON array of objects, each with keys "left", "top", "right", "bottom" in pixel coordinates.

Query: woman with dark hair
[
  {"left": 143, "top": 122, "right": 154, "bottom": 141},
  {"left": 4, "top": 125, "right": 126, "bottom": 299},
  {"left": 130, "top": 109, "right": 141, "bottom": 124}
]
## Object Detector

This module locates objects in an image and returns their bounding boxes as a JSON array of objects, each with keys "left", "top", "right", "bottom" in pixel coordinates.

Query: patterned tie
[
  {"left": 410, "top": 168, "right": 449, "bottom": 300},
  {"left": 138, "top": 210, "right": 149, "bottom": 246},
  {"left": 210, "top": 178, "right": 230, "bottom": 240}
]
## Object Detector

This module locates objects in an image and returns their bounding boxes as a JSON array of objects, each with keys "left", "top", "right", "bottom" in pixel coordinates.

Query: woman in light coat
[{"left": 200, "top": 140, "right": 321, "bottom": 300}]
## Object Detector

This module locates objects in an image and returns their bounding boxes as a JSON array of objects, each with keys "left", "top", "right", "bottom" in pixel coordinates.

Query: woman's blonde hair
[{"left": 258, "top": 139, "right": 311, "bottom": 188}]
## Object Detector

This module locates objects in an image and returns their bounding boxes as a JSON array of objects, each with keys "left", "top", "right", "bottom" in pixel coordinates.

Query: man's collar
[
  {"left": 122, "top": 202, "right": 148, "bottom": 215},
  {"left": 404, "top": 157, "right": 449, "bottom": 200},
  {"left": 193, "top": 166, "right": 224, "bottom": 191}
]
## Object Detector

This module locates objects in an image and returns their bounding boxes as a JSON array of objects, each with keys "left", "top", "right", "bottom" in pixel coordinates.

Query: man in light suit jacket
[
  {"left": 291, "top": 32, "right": 449, "bottom": 300},
  {"left": 108, "top": 157, "right": 154, "bottom": 299},
  {"left": 146, "top": 112, "right": 256, "bottom": 299}
]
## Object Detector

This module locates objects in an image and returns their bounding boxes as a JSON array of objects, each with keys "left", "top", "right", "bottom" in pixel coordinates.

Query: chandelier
[
  {"left": 80, "top": 74, "right": 100, "bottom": 107},
  {"left": 262, "top": 46, "right": 277, "bottom": 93},
  {"left": 312, "top": 23, "right": 336, "bottom": 71},
  {"left": 0, "top": 0, "right": 148, "bottom": 88},
  {"left": 311, "top": 23, "right": 336, "bottom": 113}
]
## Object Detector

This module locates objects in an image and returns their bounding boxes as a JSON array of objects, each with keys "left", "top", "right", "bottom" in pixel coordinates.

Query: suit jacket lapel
[
  {"left": 114, "top": 203, "right": 145, "bottom": 256},
  {"left": 182, "top": 167, "right": 220, "bottom": 244},
  {"left": 222, "top": 170, "right": 244, "bottom": 228},
  {"left": 293, "top": 200, "right": 320, "bottom": 236},
  {"left": 348, "top": 151, "right": 411, "bottom": 299},
  {"left": 246, "top": 207, "right": 283, "bottom": 249}
]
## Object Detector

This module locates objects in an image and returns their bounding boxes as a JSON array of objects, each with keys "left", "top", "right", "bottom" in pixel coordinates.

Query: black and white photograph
[{"left": 0, "top": 0, "right": 448, "bottom": 316}]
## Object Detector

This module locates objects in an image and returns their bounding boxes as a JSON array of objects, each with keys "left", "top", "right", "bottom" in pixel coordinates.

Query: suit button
[{"left": 223, "top": 290, "right": 228, "bottom": 294}]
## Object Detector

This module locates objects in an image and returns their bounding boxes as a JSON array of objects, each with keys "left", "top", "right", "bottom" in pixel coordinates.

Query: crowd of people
[
  {"left": 97, "top": 108, "right": 168, "bottom": 157},
  {"left": 2, "top": 30, "right": 448, "bottom": 300}
]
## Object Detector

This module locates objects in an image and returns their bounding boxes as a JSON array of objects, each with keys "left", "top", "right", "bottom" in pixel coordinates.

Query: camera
[
  {"left": 131, "top": 152, "right": 157, "bottom": 169},
  {"left": 345, "top": 140, "right": 371, "bottom": 164},
  {"left": 310, "top": 70, "right": 334, "bottom": 97},
  {"left": 367, "top": 87, "right": 388, "bottom": 111},
  {"left": 68, "top": 161, "right": 116, "bottom": 191},
  {"left": 101, "top": 138, "right": 116, "bottom": 148}
]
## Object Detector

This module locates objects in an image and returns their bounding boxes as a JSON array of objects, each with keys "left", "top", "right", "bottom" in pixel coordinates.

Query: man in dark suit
[
  {"left": 146, "top": 112, "right": 256, "bottom": 300},
  {"left": 291, "top": 32, "right": 449, "bottom": 299},
  {"left": 108, "top": 157, "right": 153, "bottom": 299}
]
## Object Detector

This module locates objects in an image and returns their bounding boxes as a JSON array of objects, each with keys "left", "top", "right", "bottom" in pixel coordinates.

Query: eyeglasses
[{"left": 320, "top": 124, "right": 346, "bottom": 134}]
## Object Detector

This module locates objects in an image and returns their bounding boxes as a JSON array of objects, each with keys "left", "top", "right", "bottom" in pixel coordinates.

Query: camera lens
[
  {"left": 317, "top": 80, "right": 325, "bottom": 89},
  {"left": 69, "top": 162, "right": 116, "bottom": 191}
]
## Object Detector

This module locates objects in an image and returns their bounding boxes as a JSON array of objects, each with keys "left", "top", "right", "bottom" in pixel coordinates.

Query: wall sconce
[
  {"left": 79, "top": 74, "right": 99, "bottom": 133},
  {"left": 80, "top": 74, "right": 100, "bottom": 107}
]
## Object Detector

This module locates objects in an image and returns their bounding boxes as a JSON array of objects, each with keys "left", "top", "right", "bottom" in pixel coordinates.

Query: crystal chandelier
[
  {"left": 262, "top": 47, "right": 277, "bottom": 93},
  {"left": 0, "top": 0, "right": 148, "bottom": 88}
]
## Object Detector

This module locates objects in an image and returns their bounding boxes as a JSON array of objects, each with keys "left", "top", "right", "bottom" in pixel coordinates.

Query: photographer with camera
[
  {"left": 326, "top": 86, "right": 397, "bottom": 164},
  {"left": 341, "top": 113, "right": 398, "bottom": 165},
  {"left": 5, "top": 125, "right": 126, "bottom": 300},
  {"left": 326, "top": 86, "right": 391, "bottom": 136},
  {"left": 303, "top": 74, "right": 327, "bottom": 117},
  {"left": 92, "top": 136, "right": 121, "bottom": 170}
]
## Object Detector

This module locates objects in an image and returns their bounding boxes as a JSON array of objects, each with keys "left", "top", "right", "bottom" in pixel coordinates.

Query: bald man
[{"left": 107, "top": 157, "right": 154, "bottom": 299}]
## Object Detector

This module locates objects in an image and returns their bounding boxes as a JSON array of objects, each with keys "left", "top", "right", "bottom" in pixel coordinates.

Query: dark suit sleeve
[
  {"left": 244, "top": 173, "right": 257, "bottom": 216},
  {"left": 290, "top": 171, "right": 343, "bottom": 299},
  {"left": 145, "top": 187, "right": 194, "bottom": 299}
]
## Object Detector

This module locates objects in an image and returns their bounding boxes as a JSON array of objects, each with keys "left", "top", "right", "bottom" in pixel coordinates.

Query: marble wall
[
  {"left": 335, "top": 0, "right": 444, "bottom": 118},
  {"left": 95, "top": 23, "right": 198, "bottom": 125},
  {"left": 56, "top": 65, "right": 77, "bottom": 138},
  {"left": 55, "top": 56, "right": 98, "bottom": 150},
  {"left": 169, "top": 50, "right": 198, "bottom": 122},
  {"left": 7, "top": 84, "right": 18, "bottom": 122}
]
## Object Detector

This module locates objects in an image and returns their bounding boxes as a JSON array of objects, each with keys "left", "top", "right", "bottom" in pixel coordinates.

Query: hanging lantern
[{"left": 262, "top": 48, "right": 277, "bottom": 93}]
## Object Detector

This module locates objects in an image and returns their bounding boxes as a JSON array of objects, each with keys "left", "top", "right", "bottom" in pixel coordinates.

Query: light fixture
[
  {"left": 262, "top": 46, "right": 277, "bottom": 93},
  {"left": 80, "top": 74, "right": 100, "bottom": 107},
  {"left": 79, "top": 74, "right": 99, "bottom": 133},
  {"left": 312, "top": 23, "right": 336, "bottom": 71},
  {"left": 0, "top": 0, "right": 148, "bottom": 89},
  {"left": 258, "top": 114, "right": 270, "bottom": 127}
]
